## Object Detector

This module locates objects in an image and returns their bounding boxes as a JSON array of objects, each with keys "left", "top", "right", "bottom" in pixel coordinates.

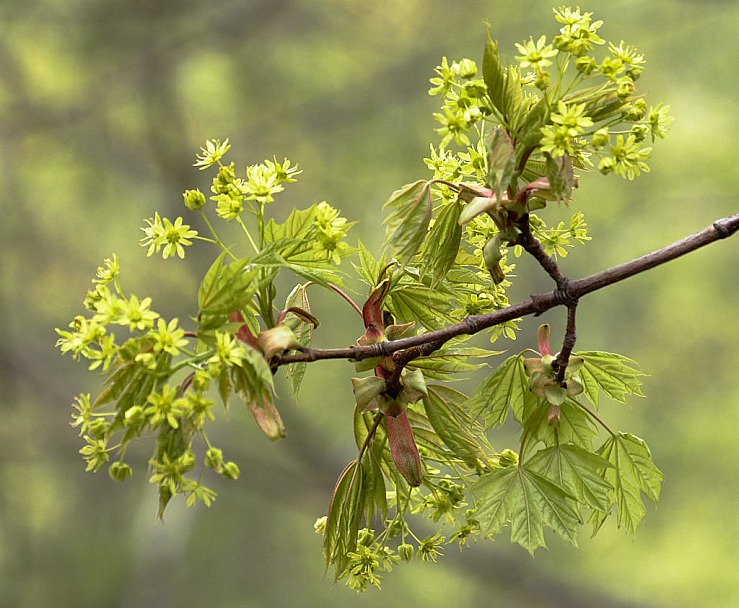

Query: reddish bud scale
[
  {"left": 229, "top": 311, "right": 259, "bottom": 350},
  {"left": 385, "top": 410, "right": 423, "bottom": 487}
]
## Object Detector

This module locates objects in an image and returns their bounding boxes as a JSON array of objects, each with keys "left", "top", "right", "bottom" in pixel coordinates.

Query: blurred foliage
[{"left": 1, "top": 0, "right": 737, "bottom": 607}]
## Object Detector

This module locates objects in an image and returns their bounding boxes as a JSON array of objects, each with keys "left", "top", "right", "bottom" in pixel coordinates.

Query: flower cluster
[
  {"left": 311, "top": 201, "right": 354, "bottom": 264},
  {"left": 56, "top": 255, "right": 240, "bottom": 515},
  {"left": 194, "top": 139, "right": 302, "bottom": 221},
  {"left": 429, "top": 57, "right": 490, "bottom": 148}
]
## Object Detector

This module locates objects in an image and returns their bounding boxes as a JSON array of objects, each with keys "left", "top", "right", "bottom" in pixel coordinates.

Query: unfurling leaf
[
  {"left": 382, "top": 180, "right": 432, "bottom": 265},
  {"left": 385, "top": 410, "right": 423, "bottom": 487},
  {"left": 324, "top": 460, "right": 365, "bottom": 578},
  {"left": 231, "top": 346, "right": 285, "bottom": 440},
  {"left": 422, "top": 198, "right": 462, "bottom": 287}
]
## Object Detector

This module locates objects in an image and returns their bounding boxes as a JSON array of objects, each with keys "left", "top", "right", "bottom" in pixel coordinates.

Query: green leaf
[
  {"left": 527, "top": 444, "right": 614, "bottom": 513},
  {"left": 283, "top": 283, "right": 313, "bottom": 397},
  {"left": 382, "top": 180, "right": 432, "bottom": 265},
  {"left": 231, "top": 346, "right": 285, "bottom": 440},
  {"left": 352, "top": 239, "right": 383, "bottom": 286},
  {"left": 323, "top": 459, "right": 365, "bottom": 578},
  {"left": 198, "top": 253, "right": 259, "bottom": 315},
  {"left": 577, "top": 351, "right": 645, "bottom": 407},
  {"left": 469, "top": 354, "right": 526, "bottom": 426},
  {"left": 424, "top": 385, "right": 489, "bottom": 469},
  {"left": 482, "top": 28, "right": 508, "bottom": 118},
  {"left": 388, "top": 284, "right": 456, "bottom": 330},
  {"left": 408, "top": 343, "right": 501, "bottom": 379},
  {"left": 544, "top": 152, "right": 575, "bottom": 203},
  {"left": 422, "top": 199, "right": 462, "bottom": 287},
  {"left": 473, "top": 465, "right": 581, "bottom": 553},
  {"left": 594, "top": 432, "right": 663, "bottom": 535},
  {"left": 486, "top": 127, "right": 516, "bottom": 201},
  {"left": 263, "top": 203, "right": 317, "bottom": 242}
]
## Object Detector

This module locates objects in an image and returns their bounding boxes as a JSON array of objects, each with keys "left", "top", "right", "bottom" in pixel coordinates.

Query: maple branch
[{"left": 277, "top": 213, "right": 739, "bottom": 367}]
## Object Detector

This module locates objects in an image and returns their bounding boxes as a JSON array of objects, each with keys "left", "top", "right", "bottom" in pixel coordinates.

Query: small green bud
[
  {"left": 575, "top": 55, "right": 597, "bottom": 75},
  {"left": 458, "top": 58, "right": 477, "bottom": 79},
  {"left": 630, "top": 124, "right": 649, "bottom": 143},
  {"left": 616, "top": 76, "right": 635, "bottom": 98},
  {"left": 183, "top": 188, "right": 206, "bottom": 210},
  {"left": 87, "top": 418, "right": 108, "bottom": 439},
  {"left": 124, "top": 405, "right": 146, "bottom": 427},
  {"left": 108, "top": 461, "right": 133, "bottom": 482},
  {"left": 534, "top": 69, "right": 551, "bottom": 90},
  {"left": 598, "top": 157, "right": 616, "bottom": 175},
  {"left": 622, "top": 98, "right": 647, "bottom": 121},
  {"left": 398, "top": 543, "right": 415, "bottom": 562},
  {"left": 358, "top": 528, "right": 375, "bottom": 547},
  {"left": 591, "top": 127, "right": 610, "bottom": 149},
  {"left": 499, "top": 449, "right": 519, "bottom": 467},
  {"left": 313, "top": 516, "right": 327, "bottom": 535},
  {"left": 205, "top": 446, "right": 223, "bottom": 469},
  {"left": 221, "top": 461, "right": 240, "bottom": 480}
]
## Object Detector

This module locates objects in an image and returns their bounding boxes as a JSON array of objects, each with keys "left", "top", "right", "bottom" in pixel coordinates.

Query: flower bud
[
  {"left": 591, "top": 127, "right": 610, "bottom": 150},
  {"left": 385, "top": 410, "right": 423, "bottom": 487},
  {"left": 499, "top": 449, "right": 519, "bottom": 467},
  {"left": 108, "top": 461, "right": 133, "bottom": 482},
  {"left": 221, "top": 461, "right": 240, "bottom": 480},
  {"left": 183, "top": 188, "right": 206, "bottom": 210},
  {"left": 205, "top": 447, "right": 223, "bottom": 469},
  {"left": 398, "top": 543, "right": 415, "bottom": 562},
  {"left": 458, "top": 58, "right": 477, "bottom": 79}
]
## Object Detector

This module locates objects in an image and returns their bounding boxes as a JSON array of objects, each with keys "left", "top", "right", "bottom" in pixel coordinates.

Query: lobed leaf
[
  {"left": 527, "top": 444, "right": 614, "bottom": 513},
  {"left": 469, "top": 354, "right": 526, "bottom": 426},
  {"left": 593, "top": 432, "right": 663, "bottom": 535},
  {"left": 577, "top": 351, "right": 645, "bottom": 407},
  {"left": 473, "top": 465, "right": 581, "bottom": 553}
]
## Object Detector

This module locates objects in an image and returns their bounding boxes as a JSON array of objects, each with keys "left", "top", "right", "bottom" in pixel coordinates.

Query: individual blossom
[
  {"left": 87, "top": 332, "right": 118, "bottom": 371},
  {"left": 55, "top": 316, "right": 107, "bottom": 360},
  {"left": 647, "top": 103, "right": 672, "bottom": 141},
  {"left": 540, "top": 124, "right": 576, "bottom": 157},
  {"left": 433, "top": 106, "right": 471, "bottom": 148},
  {"left": 207, "top": 330, "right": 246, "bottom": 373},
  {"left": 550, "top": 101, "right": 593, "bottom": 137},
  {"left": 242, "top": 162, "right": 284, "bottom": 204},
  {"left": 116, "top": 294, "right": 159, "bottom": 331},
  {"left": 213, "top": 192, "right": 244, "bottom": 220},
  {"left": 140, "top": 213, "right": 197, "bottom": 259},
  {"left": 79, "top": 435, "right": 110, "bottom": 472},
  {"left": 160, "top": 217, "right": 198, "bottom": 259},
  {"left": 608, "top": 40, "right": 645, "bottom": 80},
  {"left": 150, "top": 317, "right": 188, "bottom": 356},
  {"left": 193, "top": 138, "right": 231, "bottom": 170},
  {"left": 145, "top": 384, "right": 187, "bottom": 429},
  {"left": 264, "top": 156, "right": 301, "bottom": 184},
  {"left": 92, "top": 254, "right": 120, "bottom": 285},
  {"left": 515, "top": 35, "right": 558, "bottom": 69},
  {"left": 600, "top": 133, "right": 652, "bottom": 180},
  {"left": 417, "top": 532, "right": 445, "bottom": 563},
  {"left": 428, "top": 56, "right": 459, "bottom": 97}
]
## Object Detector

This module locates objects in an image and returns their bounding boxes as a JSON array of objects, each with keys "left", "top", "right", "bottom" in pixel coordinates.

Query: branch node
[
  {"left": 553, "top": 278, "right": 578, "bottom": 307},
  {"left": 712, "top": 220, "right": 731, "bottom": 239}
]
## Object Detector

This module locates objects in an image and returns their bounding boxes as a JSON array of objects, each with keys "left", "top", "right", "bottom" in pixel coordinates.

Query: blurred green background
[{"left": 1, "top": 0, "right": 737, "bottom": 606}]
